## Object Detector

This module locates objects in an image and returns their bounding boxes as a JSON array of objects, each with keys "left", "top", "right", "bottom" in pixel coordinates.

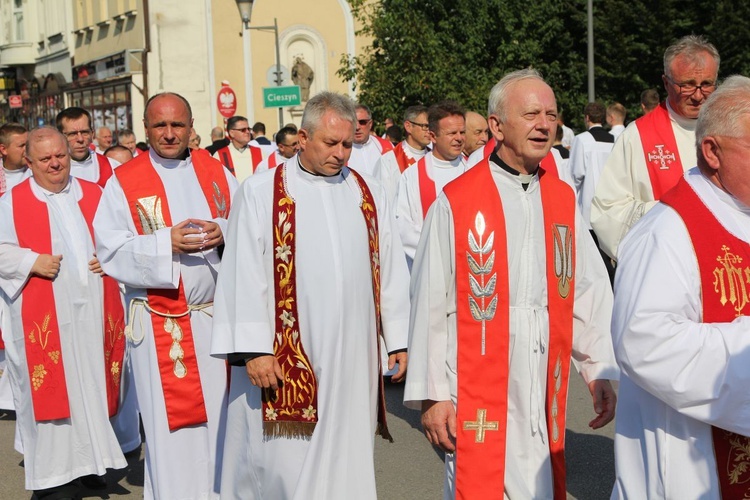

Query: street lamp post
[{"left": 235, "top": 0, "right": 284, "bottom": 130}]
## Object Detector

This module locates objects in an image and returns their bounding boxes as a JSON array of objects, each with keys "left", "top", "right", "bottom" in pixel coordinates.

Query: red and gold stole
[
  {"left": 443, "top": 158, "right": 576, "bottom": 499},
  {"left": 661, "top": 178, "right": 750, "bottom": 499},
  {"left": 266, "top": 163, "right": 392, "bottom": 440},
  {"left": 115, "top": 150, "right": 231, "bottom": 431},
  {"left": 394, "top": 142, "right": 417, "bottom": 173},
  {"left": 416, "top": 157, "right": 437, "bottom": 219},
  {"left": 95, "top": 153, "right": 114, "bottom": 188},
  {"left": 13, "top": 178, "right": 126, "bottom": 420},
  {"left": 635, "top": 102, "right": 685, "bottom": 199}
]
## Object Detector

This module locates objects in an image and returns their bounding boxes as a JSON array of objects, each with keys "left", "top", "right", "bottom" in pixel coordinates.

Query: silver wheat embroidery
[{"left": 467, "top": 212, "right": 497, "bottom": 355}]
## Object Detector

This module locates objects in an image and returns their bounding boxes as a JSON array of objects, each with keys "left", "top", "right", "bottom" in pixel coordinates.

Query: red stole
[
  {"left": 114, "top": 150, "right": 231, "bottom": 431},
  {"left": 394, "top": 142, "right": 418, "bottom": 173},
  {"left": 482, "top": 137, "right": 497, "bottom": 158},
  {"left": 635, "top": 102, "right": 684, "bottom": 199},
  {"left": 95, "top": 153, "right": 114, "bottom": 188},
  {"left": 416, "top": 157, "right": 437, "bottom": 218},
  {"left": 443, "top": 159, "right": 576, "bottom": 499},
  {"left": 13, "top": 178, "right": 126, "bottom": 420},
  {"left": 661, "top": 178, "right": 750, "bottom": 498},
  {"left": 540, "top": 150, "right": 560, "bottom": 179},
  {"left": 216, "top": 145, "right": 264, "bottom": 175},
  {"left": 373, "top": 135, "right": 394, "bottom": 154},
  {"left": 268, "top": 152, "right": 279, "bottom": 169},
  {"left": 266, "top": 163, "right": 392, "bottom": 440}
]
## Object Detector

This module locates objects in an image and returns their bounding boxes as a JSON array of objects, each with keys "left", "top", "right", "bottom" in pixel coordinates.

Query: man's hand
[
  {"left": 588, "top": 379, "right": 617, "bottom": 429},
  {"left": 31, "top": 254, "right": 62, "bottom": 279},
  {"left": 388, "top": 351, "right": 408, "bottom": 383},
  {"left": 88, "top": 254, "right": 104, "bottom": 275},
  {"left": 245, "top": 355, "right": 284, "bottom": 390},
  {"left": 171, "top": 219, "right": 223, "bottom": 254},
  {"left": 421, "top": 400, "right": 456, "bottom": 453}
]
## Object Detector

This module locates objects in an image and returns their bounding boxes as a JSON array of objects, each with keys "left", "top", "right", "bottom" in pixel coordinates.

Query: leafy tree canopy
[{"left": 340, "top": 0, "right": 750, "bottom": 131}]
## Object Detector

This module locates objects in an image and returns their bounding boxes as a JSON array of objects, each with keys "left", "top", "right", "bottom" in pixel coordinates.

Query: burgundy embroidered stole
[{"left": 265, "top": 163, "right": 392, "bottom": 441}]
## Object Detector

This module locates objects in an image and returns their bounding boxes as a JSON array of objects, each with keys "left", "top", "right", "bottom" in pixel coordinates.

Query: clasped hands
[{"left": 171, "top": 218, "right": 223, "bottom": 254}]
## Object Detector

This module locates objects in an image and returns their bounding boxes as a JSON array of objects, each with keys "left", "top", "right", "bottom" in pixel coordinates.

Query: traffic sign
[
  {"left": 263, "top": 86, "right": 301, "bottom": 108},
  {"left": 8, "top": 95, "right": 22, "bottom": 109},
  {"left": 216, "top": 82, "right": 237, "bottom": 118}
]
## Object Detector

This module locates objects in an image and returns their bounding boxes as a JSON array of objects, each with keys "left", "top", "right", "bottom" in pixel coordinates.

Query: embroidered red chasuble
[
  {"left": 443, "top": 158, "right": 576, "bottom": 499},
  {"left": 394, "top": 142, "right": 418, "bottom": 173},
  {"left": 265, "top": 163, "right": 392, "bottom": 441},
  {"left": 661, "top": 178, "right": 750, "bottom": 498},
  {"left": 115, "top": 150, "right": 231, "bottom": 431},
  {"left": 13, "top": 178, "right": 126, "bottom": 420},
  {"left": 635, "top": 102, "right": 684, "bottom": 199},
  {"left": 216, "top": 145, "right": 264, "bottom": 176}
]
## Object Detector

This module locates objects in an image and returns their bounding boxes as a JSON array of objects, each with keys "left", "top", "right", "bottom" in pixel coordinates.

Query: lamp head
[{"left": 235, "top": 0, "right": 254, "bottom": 23}]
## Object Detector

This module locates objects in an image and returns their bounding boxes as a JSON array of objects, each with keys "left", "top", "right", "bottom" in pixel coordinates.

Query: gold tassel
[{"left": 263, "top": 421, "right": 316, "bottom": 441}]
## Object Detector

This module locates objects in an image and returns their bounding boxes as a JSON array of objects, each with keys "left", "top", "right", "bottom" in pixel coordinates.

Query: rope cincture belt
[{"left": 125, "top": 298, "right": 214, "bottom": 343}]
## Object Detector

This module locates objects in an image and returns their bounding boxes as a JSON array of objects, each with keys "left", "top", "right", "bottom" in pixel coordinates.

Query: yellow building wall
[
  {"left": 210, "top": 0, "right": 369, "bottom": 134},
  {"left": 73, "top": 0, "right": 143, "bottom": 64}
]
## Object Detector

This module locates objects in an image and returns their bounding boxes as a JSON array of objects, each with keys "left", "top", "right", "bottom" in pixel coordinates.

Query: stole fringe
[
  {"left": 377, "top": 422, "right": 394, "bottom": 443},
  {"left": 263, "top": 421, "right": 316, "bottom": 441}
]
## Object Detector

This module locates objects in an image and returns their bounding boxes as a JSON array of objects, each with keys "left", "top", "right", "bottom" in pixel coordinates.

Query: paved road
[{"left": 0, "top": 375, "right": 615, "bottom": 499}]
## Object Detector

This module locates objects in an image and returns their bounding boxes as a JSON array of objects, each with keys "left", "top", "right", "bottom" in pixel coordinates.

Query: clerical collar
[
  {"left": 489, "top": 152, "right": 536, "bottom": 190},
  {"left": 432, "top": 154, "right": 463, "bottom": 169},
  {"left": 71, "top": 151, "right": 93, "bottom": 167},
  {"left": 232, "top": 142, "right": 249, "bottom": 153},
  {"left": 296, "top": 155, "right": 342, "bottom": 179},
  {"left": 403, "top": 140, "right": 427, "bottom": 156},
  {"left": 34, "top": 175, "right": 72, "bottom": 197}
]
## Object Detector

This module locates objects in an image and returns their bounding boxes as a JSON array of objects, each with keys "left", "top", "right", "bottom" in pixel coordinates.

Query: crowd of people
[{"left": 0, "top": 32, "right": 747, "bottom": 500}]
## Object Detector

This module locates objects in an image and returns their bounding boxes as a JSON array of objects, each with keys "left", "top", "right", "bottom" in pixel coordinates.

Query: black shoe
[{"left": 79, "top": 474, "right": 107, "bottom": 490}]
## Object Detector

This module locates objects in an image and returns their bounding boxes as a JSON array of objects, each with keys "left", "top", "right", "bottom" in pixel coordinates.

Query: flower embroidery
[
  {"left": 275, "top": 243, "right": 292, "bottom": 263},
  {"left": 302, "top": 405, "right": 316, "bottom": 420},
  {"left": 279, "top": 310, "right": 296, "bottom": 328},
  {"left": 265, "top": 407, "right": 278, "bottom": 420}
]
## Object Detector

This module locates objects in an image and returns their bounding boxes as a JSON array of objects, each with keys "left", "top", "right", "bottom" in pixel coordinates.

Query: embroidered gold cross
[{"left": 463, "top": 408, "right": 499, "bottom": 443}]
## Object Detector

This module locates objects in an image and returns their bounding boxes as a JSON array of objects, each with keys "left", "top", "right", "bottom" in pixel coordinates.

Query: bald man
[{"left": 462, "top": 111, "right": 489, "bottom": 159}]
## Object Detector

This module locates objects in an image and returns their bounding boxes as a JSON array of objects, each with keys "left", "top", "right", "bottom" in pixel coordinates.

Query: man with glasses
[
  {"left": 255, "top": 126, "right": 299, "bottom": 172},
  {"left": 347, "top": 103, "right": 394, "bottom": 177},
  {"left": 55, "top": 107, "right": 120, "bottom": 188},
  {"left": 374, "top": 105, "right": 431, "bottom": 203},
  {"left": 214, "top": 115, "right": 268, "bottom": 182},
  {"left": 591, "top": 35, "right": 720, "bottom": 260}
]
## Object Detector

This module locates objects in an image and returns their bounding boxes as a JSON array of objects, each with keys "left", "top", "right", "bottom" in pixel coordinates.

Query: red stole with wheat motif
[
  {"left": 13, "top": 178, "right": 126, "bottom": 420},
  {"left": 661, "top": 177, "right": 750, "bottom": 499},
  {"left": 443, "top": 158, "right": 575, "bottom": 499},
  {"left": 265, "top": 162, "right": 392, "bottom": 441},
  {"left": 115, "top": 150, "right": 231, "bottom": 431},
  {"left": 635, "top": 102, "right": 685, "bottom": 199}
]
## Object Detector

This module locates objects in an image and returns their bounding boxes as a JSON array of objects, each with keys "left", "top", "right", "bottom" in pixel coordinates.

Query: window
[{"left": 13, "top": 0, "right": 25, "bottom": 42}]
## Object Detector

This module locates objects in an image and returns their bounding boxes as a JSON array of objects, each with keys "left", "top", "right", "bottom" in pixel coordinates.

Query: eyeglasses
[
  {"left": 63, "top": 129, "right": 92, "bottom": 139},
  {"left": 665, "top": 75, "right": 716, "bottom": 96},
  {"left": 230, "top": 127, "right": 251, "bottom": 133},
  {"left": 408, "top": 120, "right": 430, "bottom": 131},
  {"left": 357, "top": 119, "right": 372, "bottom": 126}
]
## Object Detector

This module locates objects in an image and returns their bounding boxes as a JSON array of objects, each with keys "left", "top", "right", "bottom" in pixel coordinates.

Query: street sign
[
  {"left": 263, "top": 86, "right": 301, "bottom": 108},
  {"left": 8, "top": 95, "right": 22, "bottom": 109},
  {"left": 266, "top": 65, "right": 289, "bottom": 87},
  {"left": 216, "top": 82, "right": 237, "bottom": 118}
]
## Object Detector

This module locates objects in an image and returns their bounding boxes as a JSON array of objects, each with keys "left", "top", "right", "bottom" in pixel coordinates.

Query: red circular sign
[
  {"left": 217, "top": 84, "right": 237, "bottom": 119},
  {"left": 8, "top": 95, "right": 23, "bottom": 109}
]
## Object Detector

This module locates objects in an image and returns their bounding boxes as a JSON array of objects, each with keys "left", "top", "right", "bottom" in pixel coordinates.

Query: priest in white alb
[
  {"left": 396, "top": 101, "right": 468, "bottom": 269},
  {"left": 0, "top": 127, "right": 126, "bottom": 498},
  {"left": 348, "top": 103, "right": 394, "bottom": 176},
  {"left": 211, "top": 91, "right": 410, "bottom": 499},
  {"left": 591, "top": 35, "right": 720, "bottom": 260},
  {"left": 612, "top": 76, "right": 750, "bottom": 499},
  {"left": 94, "top": 92, "right": 238, "bottom": 500},
  {"left": 404, "top": 69, "right": 618, "bottom": 499}
]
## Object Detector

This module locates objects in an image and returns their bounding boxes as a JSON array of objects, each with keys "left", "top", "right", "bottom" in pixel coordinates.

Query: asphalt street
[{"left": 0, "top": 374, "right": 615, "bottom": 499}]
